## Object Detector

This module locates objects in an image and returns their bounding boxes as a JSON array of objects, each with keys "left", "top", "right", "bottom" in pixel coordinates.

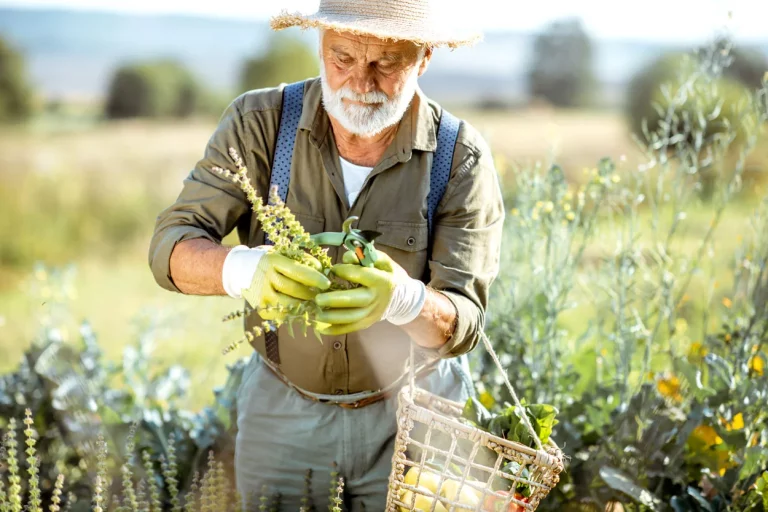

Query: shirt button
[
  {"left": 335, "top": 389, "right": 344, "bottom": 395},
  {"left": 333, "top": 341, "right": 342, "bottom": 350},
  {"left": 407, "top": 237, "right": 416, "bottom": 246}
]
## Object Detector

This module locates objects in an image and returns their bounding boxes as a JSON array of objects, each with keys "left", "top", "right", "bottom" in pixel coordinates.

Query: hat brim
[{"left": 270, "top": 10, "right": 482, "bottom": 48}]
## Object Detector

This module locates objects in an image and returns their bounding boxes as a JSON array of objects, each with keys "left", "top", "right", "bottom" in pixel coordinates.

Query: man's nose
[{"left": 347, "top": 65, "right": 378, "bottom": 96}]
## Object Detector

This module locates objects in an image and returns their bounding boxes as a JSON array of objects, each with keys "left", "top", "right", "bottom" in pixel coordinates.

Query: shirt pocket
[
  {"left": 292, "top": 212, "right": 326, "bottom": 236},
  {"left": 375, "top": 220, "right": 429, "bottom": 278}
]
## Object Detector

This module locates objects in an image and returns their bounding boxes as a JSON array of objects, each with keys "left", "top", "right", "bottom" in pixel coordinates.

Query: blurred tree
[
  {"left": 239, "top": 33, "right": 318, "bottom": 92},
  {"left": 104, "top": 60, "right": 205, "bottom": 119},
  {"left": 626, "top": 47, "right": 765, "bottom": 143},
  {"left": 526, "top": 18, "right": 596, "bottom": 108},
  {"left": 0, "top": 35, "right": 34, "bottom": 123},
  {"left": 626, "top": 45, "right": 763, "bottom": 200}
]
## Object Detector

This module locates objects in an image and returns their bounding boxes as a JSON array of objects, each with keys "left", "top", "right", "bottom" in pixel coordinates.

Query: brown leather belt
[{"left": 258, "top": 353, "right": 440, "bottom": 409}]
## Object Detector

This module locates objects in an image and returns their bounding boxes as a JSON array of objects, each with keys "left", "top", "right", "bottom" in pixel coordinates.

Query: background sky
[{"left": 1, "top": 0, "right": 767, "bottom": 43}]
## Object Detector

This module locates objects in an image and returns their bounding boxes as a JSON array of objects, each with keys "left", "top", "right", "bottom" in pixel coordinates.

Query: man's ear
[{"left": 418, "top": 46, "right": 433, "bottom": 76}]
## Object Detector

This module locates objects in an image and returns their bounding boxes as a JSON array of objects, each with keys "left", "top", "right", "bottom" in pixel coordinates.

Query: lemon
[
  {"left": 439, "top": 479, "right": 482, "bottom": 507},
  {"left": 403, "top": 467, "right": 442, "bottom": 494},
  {"left": 399, "top": 489, "right": 448, "bottom": 512}
]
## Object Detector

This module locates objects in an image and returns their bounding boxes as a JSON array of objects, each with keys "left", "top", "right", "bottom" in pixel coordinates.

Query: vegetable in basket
[
  {"left": 460, "top": 397, "right": 559, "bottom": 496},
  {"left": 400, "top": 466, "right": 529, "bottom": 512},
  {"left": 400, "top": 467, "right": 483, "bottom": 511},
  {"left": 460, "top": 397, "right": 559, "bottom": 448},
  {"left": 482, "top": 490, "right": 529, "bottom": 512}
]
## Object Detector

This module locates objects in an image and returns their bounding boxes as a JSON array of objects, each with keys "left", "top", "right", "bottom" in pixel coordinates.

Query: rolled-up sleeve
[
  {"left": 428, "top": 134, "right": 505, "bottom": 357},
  {"left": 148, "top": 99, "right": 252, "bottom": 293}
]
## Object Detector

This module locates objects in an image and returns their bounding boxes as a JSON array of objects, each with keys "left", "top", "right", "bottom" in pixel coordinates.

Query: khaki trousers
[{"left": 235, "top": 352, "right": 473, "bottom": 511}]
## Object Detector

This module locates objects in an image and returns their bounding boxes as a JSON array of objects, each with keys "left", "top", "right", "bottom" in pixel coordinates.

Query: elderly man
[{"left": 148, "top": 0, "right": 504, "bottom": 509}]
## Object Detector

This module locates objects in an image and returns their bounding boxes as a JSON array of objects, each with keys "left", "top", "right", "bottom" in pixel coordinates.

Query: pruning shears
[{"left": 310, "top": 216, "right": 381, "bottom": 267}]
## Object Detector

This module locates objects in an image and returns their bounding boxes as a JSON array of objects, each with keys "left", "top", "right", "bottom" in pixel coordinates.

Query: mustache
[{"left": 336, "top": 87, "right": 390, "bottom": 105}]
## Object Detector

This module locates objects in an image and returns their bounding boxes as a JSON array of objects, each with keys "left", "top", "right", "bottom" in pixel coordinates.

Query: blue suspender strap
[
  {"left": 264, "top": 81, "right": 305, "bottom": 245},
  {"left": 427, "top": 109, "right": 462, "bottom": 241},
  {"left": 262, "top": 80, "right": 305, "bottom": 365}
]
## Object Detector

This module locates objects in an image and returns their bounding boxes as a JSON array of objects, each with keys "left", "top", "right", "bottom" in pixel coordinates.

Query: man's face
[{"left": 319, "top": 30, "right": 432, "bottom": 137}]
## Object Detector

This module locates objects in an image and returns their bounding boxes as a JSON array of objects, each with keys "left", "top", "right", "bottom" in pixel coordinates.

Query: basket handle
[{"left": 408, "top": 331, "right": 545, "bottom": 452}]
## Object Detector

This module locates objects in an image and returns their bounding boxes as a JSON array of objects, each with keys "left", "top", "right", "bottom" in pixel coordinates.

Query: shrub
[
  {"left": 104, "top": 60, "right": 204, "bottom": 120},
  {"left": 476, "top": 37, "right": 768, "bottom": 511},
  {"left": 626, "top": 42, "right": 766, "bottom": 146},
  {"left": 526, "top": 17, "right": 596, "bottom": 108},
  {"left": 239, "top": 33, "right": 318, "bottom": 93},
  {"left": 0, "top": 35, "right": 34, "bottom": 123},
  {"left": 625, "top": 41, "right": 765, "bottom": 200}
]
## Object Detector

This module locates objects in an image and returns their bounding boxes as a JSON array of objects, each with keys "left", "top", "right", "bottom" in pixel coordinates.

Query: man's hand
[
  {"left": 313, "top": 249, "right": 426, "bottom": 335},
  {"left": 223, "top": 246, "right": 331, "bottom": 321}
]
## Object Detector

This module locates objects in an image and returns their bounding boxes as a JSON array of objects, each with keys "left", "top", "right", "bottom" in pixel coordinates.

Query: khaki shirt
[{"left": 148, "top": 78, "right": 505, "bottom": 395}]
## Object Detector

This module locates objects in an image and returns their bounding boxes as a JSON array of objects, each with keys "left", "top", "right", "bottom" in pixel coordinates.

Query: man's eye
[{"left": 336, "top": 56, "right": 353, "bottom": 65}]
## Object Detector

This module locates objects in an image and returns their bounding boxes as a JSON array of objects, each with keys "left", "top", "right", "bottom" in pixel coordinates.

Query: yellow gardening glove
[
  {"left": 314, "top": 249, "right": 426, "bottom": 335},
  {"left": 240, "top": 249, "right": 331, "bottom": 323}
]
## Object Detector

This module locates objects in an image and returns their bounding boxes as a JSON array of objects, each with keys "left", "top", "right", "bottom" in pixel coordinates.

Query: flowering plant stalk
[{"left": 210, "top": 148, "right": 334, "bottom": 354}]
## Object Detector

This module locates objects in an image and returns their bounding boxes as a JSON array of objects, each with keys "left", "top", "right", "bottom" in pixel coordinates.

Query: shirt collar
[{"left": 300, "top": 78, "right": 438, "bottom": 157}]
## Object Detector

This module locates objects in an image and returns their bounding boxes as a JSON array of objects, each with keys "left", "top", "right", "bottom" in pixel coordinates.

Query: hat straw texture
[{"left": 271, "top": 0, "right": 482, "bottom": 48}]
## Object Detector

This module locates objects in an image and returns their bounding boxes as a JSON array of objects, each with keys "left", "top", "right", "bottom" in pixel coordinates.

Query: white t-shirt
[{"left": 339, "top": 156, "right": 374, "bottom": 206}]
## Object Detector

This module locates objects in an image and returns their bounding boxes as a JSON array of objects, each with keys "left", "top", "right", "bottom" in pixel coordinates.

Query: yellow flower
[
  {"left": 611, "top": 174, "right": 621, "bottom": 184},
  {"left": 749, "top": 354, "right": 765, "bottom": 376},
  {"left": 657, "top": 375, "right": 683, "bottom": 402},
  {"left": 535, "top": 201, "right": 543, "bottom": 209},
  {"left": 531, "top": 211, "right": 539, "bottom": 221},
  {"left": 721, "top": 413, "right": 744, "bottom": 431},
  {"left": 675, "top": 318, "right": 688, "bottom": 335},
  {"left": 479, "top": 390, "right": 496, "bottom": 410},
  {"left": 722, "top": 297, "right": 732, "bottom": 308},
  {"left": 543, "top": 201, "right": 554, "bottom": 213},
  {"left": 691, "top": 424, "right": 723, "bottom": 446},
  {"left": 724, "top": 333, "right": 732, "bottom": 343},
  {"left": 566, "top": 212, "right": 575, "bottom": 222},
  {"left": 688, "top": 342, "right": 708, "bottom": 358},
  {"left": 510, "top": 208, "right": 520, "bottom": 217},
  {"left": 563, "top": 203, "right": 572, "bottom": 212}
]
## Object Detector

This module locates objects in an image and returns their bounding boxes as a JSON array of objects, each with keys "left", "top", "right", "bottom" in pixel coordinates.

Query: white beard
[{"left": 319, "top": 57, "right": 422, "bottom": 138}]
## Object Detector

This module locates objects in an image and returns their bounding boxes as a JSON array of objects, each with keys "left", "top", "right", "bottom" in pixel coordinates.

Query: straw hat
[{"left": 270, "top": 0, "right": 482, "bottom": 48}]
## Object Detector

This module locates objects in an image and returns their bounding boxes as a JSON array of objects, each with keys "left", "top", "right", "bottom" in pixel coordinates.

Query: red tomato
[{"left": 482, "top": 491, "right": 529, "bottom": 512}]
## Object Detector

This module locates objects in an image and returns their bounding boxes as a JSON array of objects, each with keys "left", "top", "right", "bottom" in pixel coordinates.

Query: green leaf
[
  {"left": 670, "top": 495, "right": 698, "bottom": 512},
  {"left": 461, "top": 397, "right": 493, "bottom": 429},
  {"left": 488, "top": 410, "right": 517, "bottom": 441},
  {"left": 686, "top": 487, "right": 713, "bottom": 512},
  {"left": 599, "top": 466, "right": 661, "bottom": 510},
  {"left": 526, "top": 404, "right": 559, "bottom": 444},
  {"left": 676, "top": 359, "right": 716, "bottom": 399},
  {"left": 704, "top": 354, "right": 734, "bottom": 390}
]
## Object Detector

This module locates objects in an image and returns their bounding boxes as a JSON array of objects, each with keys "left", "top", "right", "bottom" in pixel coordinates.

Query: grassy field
[{"left": 0, "top": 107, "right": 763, "bottom": 410}]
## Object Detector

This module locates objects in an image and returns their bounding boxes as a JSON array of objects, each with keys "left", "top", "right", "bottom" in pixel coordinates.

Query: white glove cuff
[
  {"left": 221, "top": 245, "right": 268, "bottom": 299},
  {"left": 384, "top": 277, "right": 427, "bottom": 326}
]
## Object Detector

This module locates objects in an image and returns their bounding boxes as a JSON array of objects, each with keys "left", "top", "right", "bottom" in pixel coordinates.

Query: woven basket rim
[{"left": 400, "top": 386, "right": 565, "bottom": 472}]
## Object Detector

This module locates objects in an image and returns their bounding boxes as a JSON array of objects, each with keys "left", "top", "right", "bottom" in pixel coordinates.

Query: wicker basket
[{"left": 386, "top": 335, "right": 564, "bottom": 511}]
